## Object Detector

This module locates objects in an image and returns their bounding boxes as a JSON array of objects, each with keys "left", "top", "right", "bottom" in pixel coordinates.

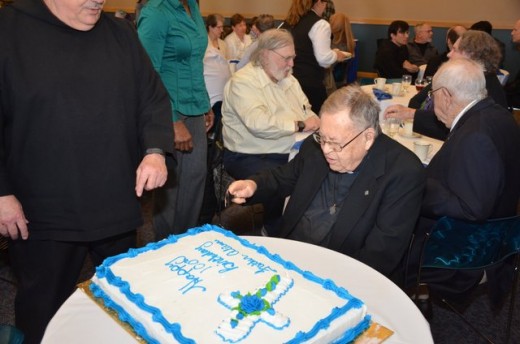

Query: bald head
[
  {"left": 446, "top": 25, "right": 466, "bottom": 49},
  {"left": 452, "top": 25, "right": 467, "bottom": 36},
  {"left": 432, "top": 58, "right": 486, "bottom": 127},
  {"left": 434, "top": 58, "right": 486, "bottom": 104},
  {"left": 512, "top": 20, "right": 520, "bottom": 44}
]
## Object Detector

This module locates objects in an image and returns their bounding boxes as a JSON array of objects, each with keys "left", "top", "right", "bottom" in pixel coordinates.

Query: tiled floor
[{"left": 1, "top": 195, "right": 519, "bottom": 343}]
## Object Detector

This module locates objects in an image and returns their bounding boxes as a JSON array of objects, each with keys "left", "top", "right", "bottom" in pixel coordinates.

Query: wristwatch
[
  {"left": 297, "top": 121, "right": 305, "bottom": 133},
  {"left": 145, "top": 148, "right": 165, "bottom": 156}
]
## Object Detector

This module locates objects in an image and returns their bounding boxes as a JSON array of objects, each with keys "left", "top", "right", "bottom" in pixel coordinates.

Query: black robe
[{"left": 0, "top": 0, "right": 173, "bottom": 241}]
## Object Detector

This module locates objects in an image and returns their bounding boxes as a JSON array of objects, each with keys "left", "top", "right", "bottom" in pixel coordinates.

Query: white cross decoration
[{"left": 215, "top": 274, "right": 293, "bottom": 343}]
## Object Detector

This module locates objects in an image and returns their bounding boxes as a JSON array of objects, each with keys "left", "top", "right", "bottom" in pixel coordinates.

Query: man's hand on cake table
[
  {"left": 227, "top": 180, "right": 257, "bottom": 204},
  {"left": 0, "top": 195, "right": 29, "bottom": 240},
  {"left": 135, "top": 153, "right": 167, "bottom": 197}
]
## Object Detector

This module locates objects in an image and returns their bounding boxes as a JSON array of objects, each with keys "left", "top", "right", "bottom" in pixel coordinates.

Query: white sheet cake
[{"left": 90, "top": 225, "right": 370, "bottom": 343}]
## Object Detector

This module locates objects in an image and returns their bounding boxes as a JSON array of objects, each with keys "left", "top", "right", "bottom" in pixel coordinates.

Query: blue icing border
[
  {"left": 90, "top": 224, "right": 369, "bottom": 343},
  {"left": 332, "top": 316, "right": 372, "bottom": 344},
  {"left": 90, "top": 282, "right": 161, "bottom": 344}
]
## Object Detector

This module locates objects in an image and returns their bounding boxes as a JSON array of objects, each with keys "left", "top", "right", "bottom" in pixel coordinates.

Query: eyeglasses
[
  {"left": 313, "top": 128, "right": 367, "bottom": 152},
  {"left": 427, "top": 86, "right": 451, "bottom": 99},
  {"left": 271, "top": 50, "right": 296, "bottom": 62}
]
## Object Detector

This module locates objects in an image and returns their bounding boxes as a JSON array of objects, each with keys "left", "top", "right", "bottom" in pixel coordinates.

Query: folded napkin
[{"left": 372, "top": 88, "right": 393, "bottom": 101}]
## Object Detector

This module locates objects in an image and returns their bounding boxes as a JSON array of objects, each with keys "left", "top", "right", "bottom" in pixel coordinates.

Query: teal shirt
[{"left": 138, "top": 0, "right": 209, "bottom": 121}]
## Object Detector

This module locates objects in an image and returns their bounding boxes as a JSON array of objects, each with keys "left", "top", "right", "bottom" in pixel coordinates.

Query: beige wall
[{"left": 105, "top": 0, "right": 519, "bottom": 29}]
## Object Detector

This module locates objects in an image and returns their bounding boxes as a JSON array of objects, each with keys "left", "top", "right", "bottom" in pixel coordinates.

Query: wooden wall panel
[{"left": 105, "top": 0, "right": 519, "bottom": 29}]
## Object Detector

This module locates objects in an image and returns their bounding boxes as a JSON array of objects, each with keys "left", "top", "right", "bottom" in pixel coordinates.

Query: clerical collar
[{"left": 344, "top": 151, "right": 370, "bottom": 174}]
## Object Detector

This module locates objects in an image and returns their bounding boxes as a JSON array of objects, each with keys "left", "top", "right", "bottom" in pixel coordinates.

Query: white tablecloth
[
  {"left": 392, "top": 128, "right": 442, "bottom": 164},
  {"left": 42, "top": 236, "right": 433, "bottom": 344},
  {"left": 360, "top": 84, "right": 443, "bottom": 164},
  {"left": 360, "top": 84, "right": 417, "bottom": 123}
]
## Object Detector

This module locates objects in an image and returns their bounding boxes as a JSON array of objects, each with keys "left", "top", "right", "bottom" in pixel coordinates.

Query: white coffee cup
[
  {"left": 391, "top": 82, "right": 402, "bottom": 96},
  {"left": 403, "top": 119, "right": 414, "bottom": 136},
  {"left": 374, "top": 77, "right": 386, "bottom": 90},
  {"left": 414, "top": 141, "right": 432, "bottom": 162}
]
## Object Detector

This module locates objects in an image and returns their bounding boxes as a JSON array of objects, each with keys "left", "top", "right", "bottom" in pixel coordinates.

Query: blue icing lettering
[
  {"left": 195, "top": 241, "right": 238, "bottom": 273},
  {"left": 241, "top": 254, "right": 277, "bottom": 274},
  {"left": 213, "top": 239, "right": 240, "bottom": 256},
  {"left": 164, "top": 256, "right": 207, "bottom": 294}
]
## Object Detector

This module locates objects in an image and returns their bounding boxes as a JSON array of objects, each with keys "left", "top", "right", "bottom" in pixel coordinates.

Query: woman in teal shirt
[{"left": 138, "top": 0, "right": 213, "bottom": 238}]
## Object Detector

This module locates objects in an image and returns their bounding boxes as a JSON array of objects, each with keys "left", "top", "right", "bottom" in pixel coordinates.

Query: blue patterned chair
[{"left": 416, "top": 216, "right": 520, "bottom": 344}]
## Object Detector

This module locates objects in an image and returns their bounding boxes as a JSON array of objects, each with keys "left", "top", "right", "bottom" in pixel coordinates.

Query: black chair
[
  {"left": 376, "top": 38, "right": 387, "bottom": 49},
  {"left": 415, "top": 215, "right": 520, "bottom": 344}
]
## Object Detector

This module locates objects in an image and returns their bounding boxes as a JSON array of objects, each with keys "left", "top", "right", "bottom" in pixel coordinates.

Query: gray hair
[
  {"left": 433, "top": 58, "right": 487, "bottom": 104},
  {"left": 321, "top": 85, "right": 381, "bottom": 135},
  {"left": 457, "top": 30, "right": 501, "bottom": 74},
  {"left": 250, "top": 29, "right": 294, "bottom": 67},
  {"left": 415, "top": 23, "right": 428, "bottom": 32},
  {"left": 254, "top": 14, "right": 275, "bottom": 33}
]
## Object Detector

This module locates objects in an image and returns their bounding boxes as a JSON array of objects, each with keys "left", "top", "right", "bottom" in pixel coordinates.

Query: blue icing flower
[{"left": 239, "top": 294, "right": 265, "bottom": 314}]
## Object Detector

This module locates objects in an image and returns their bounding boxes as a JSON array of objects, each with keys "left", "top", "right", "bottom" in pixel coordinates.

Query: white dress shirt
[
  {"left": 203, "top": 38, "right": 231, "bottom": 106},
  {"left": 224, "top": 31, "right": 252, "bottom": 61},
  {"left": 308, "top": 18, "right": 337, "bottom": 68}
]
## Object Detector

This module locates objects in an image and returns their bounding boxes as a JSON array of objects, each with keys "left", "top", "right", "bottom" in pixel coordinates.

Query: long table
[{"left": 360, "top": 84, "right": 443, "bottom": 164}]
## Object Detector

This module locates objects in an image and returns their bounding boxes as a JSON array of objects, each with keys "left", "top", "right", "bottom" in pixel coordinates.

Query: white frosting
[{"left": 91, "top": 226, "right": 369, "bottom": 343}]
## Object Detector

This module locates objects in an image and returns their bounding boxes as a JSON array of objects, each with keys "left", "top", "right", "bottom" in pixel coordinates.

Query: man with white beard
[{"left": 222, "top": 29, "right": 320, "bottom": 235}]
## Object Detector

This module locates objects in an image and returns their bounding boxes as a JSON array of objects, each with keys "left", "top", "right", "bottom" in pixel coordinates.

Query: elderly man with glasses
[
  {"left": 222, "top": 29, "right": 320, "bottom": 235},
  {"left": 227, "top": 85, "right": 426, "bottom": 285},
  {"left": 407, "top": 58, "right": 520, "bottom": 308}
]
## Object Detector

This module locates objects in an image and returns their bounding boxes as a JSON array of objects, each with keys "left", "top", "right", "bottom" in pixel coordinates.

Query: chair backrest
[
  {"left": 422, "top": 216, "right": 520, "bottom": 269},
  {"left": 376, "top": 38, "right": 387, "bottom": 49}
]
